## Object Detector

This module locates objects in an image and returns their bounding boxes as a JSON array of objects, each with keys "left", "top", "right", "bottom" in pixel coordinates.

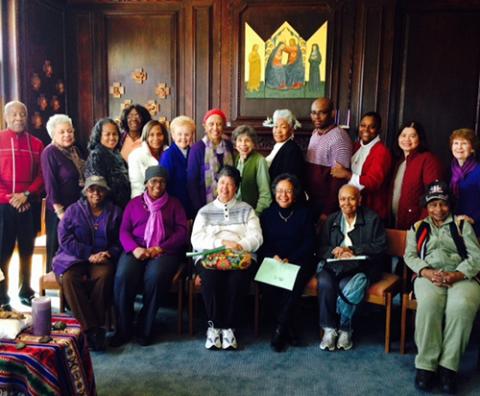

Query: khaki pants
[{"left": 414, "top": 277, "right": 480, "bottom": 372}]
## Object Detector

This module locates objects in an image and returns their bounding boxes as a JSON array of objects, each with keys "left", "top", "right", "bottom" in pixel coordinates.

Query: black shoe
[
  {"left": 287, "top": 325, "right": 300, "bottom": 347},
  {"left": 415, "top": 369, "right": 434, "bottom": 392},
  {"left": 19, "top": 295, "right": 35, "bottom": 307},
  {"left": 438, "top": 366, "right": 457, "bottom": 394},
  {"left": 136, "top": 335, "right": 151, "bottom": 347},
  {"left": 108, "top": 332, "right": 129, "bottom": 348},
  {"left": 270, "top": 325, "right": 288, "bottom": 352},
  {"left": 0, "top": 303, "right": 12, "bottom": 312}
]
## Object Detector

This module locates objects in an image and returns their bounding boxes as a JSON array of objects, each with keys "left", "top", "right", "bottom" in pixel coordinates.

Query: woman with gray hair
[
  {"left": 232, "top": 125, "right": 271, "bottom": 215},
  {"left": 263, "top": 109, "right": 305, "bottom": 183},
  {"left": 41, "top": 114, "right": 85, "bottom": 272},
  {"left": 128, "top": 120, "right": 169, "bottom": 197}
]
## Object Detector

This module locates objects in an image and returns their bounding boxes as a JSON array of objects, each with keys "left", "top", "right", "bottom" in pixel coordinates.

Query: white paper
[{"left": 254, "top": 257, "right": 301, "bottom": 291}]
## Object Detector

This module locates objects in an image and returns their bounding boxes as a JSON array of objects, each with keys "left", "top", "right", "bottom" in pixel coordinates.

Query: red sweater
[
  {"left": 353, "top": 140, "right": 393, "bottom": 221},
  {"left": 0, "top": 129, "right": 44, "bottom": 204},
  {"left": 390, "top": 150, "right": 443, "bottom": 230}
]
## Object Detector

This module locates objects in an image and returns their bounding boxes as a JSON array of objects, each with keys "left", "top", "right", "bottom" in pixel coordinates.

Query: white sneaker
[
  {"left": 319, "top": 327, "right": 337, "bottom": 351},
  {"left": 205, "top": 321, "right": 221, "bottom": 350},
  {"left": 221, "top": 328, "right": 238, "bottom": 350},
  {"left": 337, "top": 330, "right": 353, "bottom": 350}
]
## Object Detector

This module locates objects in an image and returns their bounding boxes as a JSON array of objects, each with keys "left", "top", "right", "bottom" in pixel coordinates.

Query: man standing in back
[
  {"left": 0, "top": 101, "right": 44, "bottom": 310},
  {"left": 305, "top": 97, "right": 352, "bottom": 222}
]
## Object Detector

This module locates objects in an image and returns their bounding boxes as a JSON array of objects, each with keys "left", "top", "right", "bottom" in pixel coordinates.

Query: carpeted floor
[{"left": 90, "top": 300, "right": 480, "bottom": 396}]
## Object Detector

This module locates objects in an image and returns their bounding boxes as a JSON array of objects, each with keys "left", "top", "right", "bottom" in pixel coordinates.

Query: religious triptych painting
[{"left": 244, "top": 21, "right": 327, "bottom": 99}]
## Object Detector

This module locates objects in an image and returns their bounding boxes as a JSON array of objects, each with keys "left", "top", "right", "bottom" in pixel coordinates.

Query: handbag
[{"left": 201, "top": 249, "right": 252, "bottom": 270}]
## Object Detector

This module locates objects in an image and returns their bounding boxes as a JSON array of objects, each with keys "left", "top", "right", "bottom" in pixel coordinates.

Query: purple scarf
[
  {"left": 143, "top": 191, "right": 169, "bottom": 248},
  {"left": 450, "top": 156, "right": 477, "bottom": 197}
]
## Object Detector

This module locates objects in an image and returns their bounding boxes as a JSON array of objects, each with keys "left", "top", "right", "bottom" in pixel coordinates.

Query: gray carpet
[{"left": 90, "top": 303, "right": 480, "bottom": 396}]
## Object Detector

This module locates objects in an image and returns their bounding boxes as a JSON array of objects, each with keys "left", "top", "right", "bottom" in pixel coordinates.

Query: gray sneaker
[
  {"left": 205, "top": 321, "right": 221, "bottom": 350},
  {"left": 319, "top": 327, "right": 337, "bottom": 351},
  {"left": 337, "top": 330, "right": 353, "bottom": 350},
  {"left": 221, "top": 328, "right": 238, "bottom": 350}
]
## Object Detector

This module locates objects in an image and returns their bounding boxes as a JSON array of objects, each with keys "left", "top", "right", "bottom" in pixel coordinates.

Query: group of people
[{"left": 0, "top": 96, "right": 479, "bottom": 393}]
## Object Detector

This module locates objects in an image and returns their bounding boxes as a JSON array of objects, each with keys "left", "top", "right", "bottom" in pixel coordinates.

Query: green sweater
[
  {"left": 404, "top": 215, "right": 480, "bottom": 279},
  {"left": 235, "top": 151, "right": 272, "bottom": 215}
]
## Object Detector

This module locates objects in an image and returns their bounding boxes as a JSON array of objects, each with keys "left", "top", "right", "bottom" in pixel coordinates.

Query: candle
[
  {"left": 32, "top": 297, "right": 51, "bottom": 336},
  {"left": 347, "top": 109, "right": 351, "bottom": 127}
]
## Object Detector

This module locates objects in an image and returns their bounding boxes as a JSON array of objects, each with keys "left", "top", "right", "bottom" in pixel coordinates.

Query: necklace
[{"left": 278, "top": 210, "right": 294, "bottom": 222}]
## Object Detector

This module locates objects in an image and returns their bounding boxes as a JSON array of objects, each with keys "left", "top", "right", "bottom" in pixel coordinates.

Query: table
[{"left": 0, "top": 314, "right": 96, "bottom": 396}]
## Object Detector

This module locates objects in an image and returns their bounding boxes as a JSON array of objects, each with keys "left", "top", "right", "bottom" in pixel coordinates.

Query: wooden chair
[
  {"left": 39, "top": 271, "right": 66, "bottom": 313},
  {"left": 300, "top": 228, "right": 406, "bottom": 353},
  {"left": 188, "top": 270, "right": 260, "bottom": 337}
]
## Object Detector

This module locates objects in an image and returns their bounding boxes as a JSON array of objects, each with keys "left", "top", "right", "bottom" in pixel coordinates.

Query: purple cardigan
[
  {"left": 40, "top": 144, "right": 83, "bottom": 211},
  {"left": 186, "top": 139, "right": 234, "bottom": 214},
  {"left": 120, "top": 193, "right": 188, "bottom": 255},
  {"left": 52, "top": 198, "right": 122, "bottom": 275}
]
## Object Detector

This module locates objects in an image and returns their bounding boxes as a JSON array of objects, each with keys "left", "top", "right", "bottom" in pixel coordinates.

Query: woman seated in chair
[
  {"left": 53, "top": 176, "right": 122, "bottom": 351},
  {"left": 404, "top": 181, "right": 480, "bottom": 394},
  {"left": 191, "top": 166, "right": 263, "bottom": 350},
  {"left": 259, "top": 173, "right": 315, "bottom": 352},
  {"left": 317, "top": 184, "right": 387, "bottom": 352},
  {"left": 111, "top": 166, "right": 188, "bottom": 347}
]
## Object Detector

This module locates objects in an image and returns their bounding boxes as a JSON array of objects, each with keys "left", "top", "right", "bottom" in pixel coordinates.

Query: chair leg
[
  {"left": 254, "top": 283, "right": 260, "bottom": 338},
  {"left": 400, "top": 293, "right": 408, "bottom": 354},
  {"left": 59, "top": 289, "right": 66, "bottom": 313},
  {"left": 177, "top": 280, "right": 183, "bottom": 335},
  {"left": 384, "top": 292, "right": 392, "bottom": 353},
  {"left": 188, "top": 279, "right": 194, "bottom": 336}
]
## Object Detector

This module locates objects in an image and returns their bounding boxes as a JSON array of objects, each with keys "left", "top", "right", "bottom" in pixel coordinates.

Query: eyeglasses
[{"left": 275, "top": 189, "right": 294, "bottom": 195}]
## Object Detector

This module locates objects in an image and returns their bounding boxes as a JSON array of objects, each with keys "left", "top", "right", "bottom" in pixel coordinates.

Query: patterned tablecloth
[{"left": 0, "top": 314, "right": 96, "bottom": 396}]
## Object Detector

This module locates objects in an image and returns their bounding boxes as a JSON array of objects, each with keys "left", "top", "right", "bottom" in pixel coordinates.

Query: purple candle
[{"left": 32, "top": 297, "right": 51, "bottom": 336}]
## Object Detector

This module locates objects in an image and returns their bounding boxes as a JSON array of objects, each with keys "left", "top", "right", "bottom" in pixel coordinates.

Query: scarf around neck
[
  {"left": 450, "top": 156, "right": 477, "bottom": 198},
  {"left": 143, "top": 191, "right": 169, "bottom": 248},
  {"left": 202, "top": 136, "right": 233, "bottom": 203},
  {"left": 54, "top": 143, "right": 86, "bottom": 187}
]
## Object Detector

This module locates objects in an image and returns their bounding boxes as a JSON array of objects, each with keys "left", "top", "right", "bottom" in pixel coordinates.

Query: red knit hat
[{"left": 203, "top": 108, "right": 227, "bottom": 124}]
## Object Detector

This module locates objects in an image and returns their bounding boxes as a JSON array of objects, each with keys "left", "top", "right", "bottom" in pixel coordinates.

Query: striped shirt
[{"left": 306, "top": 126, "right": 352, "bottom": 168}]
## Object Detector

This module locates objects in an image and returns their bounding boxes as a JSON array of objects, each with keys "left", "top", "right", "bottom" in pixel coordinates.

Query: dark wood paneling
[
  {"left": 69, "top": 11, "right": 94, "bottom": 148},
  {"left": 21, "top": 0, "right": 66, "bottom": 145},
  {"left": 394, "top": 2, "right": 480, "bottom": 163},
  {"left": 105, "top": 11, "right": 178, "bottom": 121},
  {"left": 193, "top": 4, "right": 213, "bottom": 137},
  {"left": 351, "top": 0, "right": 395, "bottom": 142}
]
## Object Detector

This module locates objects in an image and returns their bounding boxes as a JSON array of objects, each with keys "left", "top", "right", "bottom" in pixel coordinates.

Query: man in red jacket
[{"left": 0, "top": 101, "right": 44, "bottom": 310}]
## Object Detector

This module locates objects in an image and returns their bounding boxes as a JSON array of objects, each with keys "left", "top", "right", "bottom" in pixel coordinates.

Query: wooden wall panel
[
  {"left": 351, "top": 0, "right": 395, "bottom": 142},
  {"left": 21, "top": 0, "right": 66, "bottom": 145},
  {"left": 105, "top": 12, "right": 178, "bottom": 122},
  {"left": 193, "top": 5, "right": 213, "bottom": 137},
  {"left": 394, "top": 1, "right": 480, "bottom": 163}
]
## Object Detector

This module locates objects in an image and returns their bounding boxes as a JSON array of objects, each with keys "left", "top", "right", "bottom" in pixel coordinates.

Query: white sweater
[
  {"left": 128, "top": 142, "right": 168, "bottom": 198},
  {"left": 191, "top": 198, "right": 263, "bottom": 253}
]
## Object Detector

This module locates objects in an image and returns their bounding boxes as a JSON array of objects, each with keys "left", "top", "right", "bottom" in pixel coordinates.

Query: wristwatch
[{"left": 23, "top": 191, "right": 30, "bottom": 198}]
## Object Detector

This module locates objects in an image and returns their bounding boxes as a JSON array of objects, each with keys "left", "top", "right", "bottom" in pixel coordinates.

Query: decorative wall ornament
[
  {"left": 50, "top": 96, "right": 61, "bottom": 112},
  {"left": 55, "top": 79, "right": 65, "bottom": 95},
  {"left": 145, "top": 100, "right": 159, "bottom": 116},
  {"left": 158, "top": 116, "right": 170, "bottom": 129},
  {"left": 132, "top": 68, "right": 147, "bottom": 84},
  {"left": 155, "top": 82, "right": 171, "bottom": 99},
  {"left": 31, "top": 112, "right": 43, "bottom": 129},
  {"left": 120, "top": 99, "right": 133, "bottom": 111},
  {"left": 31, "top": 73, "right": 42, "bottom": 91},
  {"left": 42, "top": 60, "right": 53, "bottom": 78},
  {"left": 109, "top": 82, "right": 125, "bottom": 98},
  {"left": 37, "top": 94, "right": 48, "bottom": 111}
]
